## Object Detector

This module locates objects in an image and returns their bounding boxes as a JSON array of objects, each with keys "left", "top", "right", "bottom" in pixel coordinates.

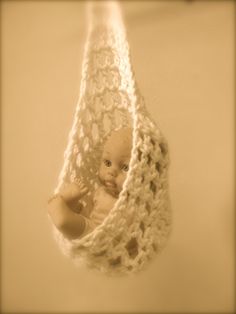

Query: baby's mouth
[{"left": 105, "top": 180, "right": 117, "bottom": 188}]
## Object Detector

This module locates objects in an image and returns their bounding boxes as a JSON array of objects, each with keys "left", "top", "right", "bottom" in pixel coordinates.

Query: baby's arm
[{"left": 48, "top": 180, "right": 92, "bottom": 240}]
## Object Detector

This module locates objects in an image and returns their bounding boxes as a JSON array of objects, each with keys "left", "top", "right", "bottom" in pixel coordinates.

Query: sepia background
[{"left": 1, "top": 1, "right": 235, "bottom": 313}]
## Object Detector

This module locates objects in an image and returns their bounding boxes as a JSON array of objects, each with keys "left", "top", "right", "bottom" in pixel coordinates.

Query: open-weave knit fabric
[{"left": 51, "top": 1, "right": 171, "bottom": 275}]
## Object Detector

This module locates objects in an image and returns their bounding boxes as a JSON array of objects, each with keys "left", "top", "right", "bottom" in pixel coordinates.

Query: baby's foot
[{"left": 60, "top": 178, "right": 88, "bottom": 203}]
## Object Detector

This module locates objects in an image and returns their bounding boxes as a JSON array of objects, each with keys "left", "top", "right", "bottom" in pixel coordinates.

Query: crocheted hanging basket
[{"left": 51, "top": 1, "right": 171, "bottom": 275}]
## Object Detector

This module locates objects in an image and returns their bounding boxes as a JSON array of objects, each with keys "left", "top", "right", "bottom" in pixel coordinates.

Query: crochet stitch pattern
[{"left": 50, "top": 1, "right": 171, "bottom": 275}]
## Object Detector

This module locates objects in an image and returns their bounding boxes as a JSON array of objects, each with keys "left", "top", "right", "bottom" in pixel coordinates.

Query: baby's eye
[
  {"left": 104, "top": 159, "right": 112, "bottom": 167},
  {"left": 121, "top": 164, "right": 129, "bottom": 172}
]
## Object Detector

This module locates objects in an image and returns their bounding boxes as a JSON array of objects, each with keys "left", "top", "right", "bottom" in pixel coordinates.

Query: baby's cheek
[
  {"left": 99, "top": 167, "right": 107, "bottom": 182},
  {"left": 98, "top": 169, "right": 103, "bottom": 181},
  {"left": 117, "top": 173, "right": 127, "bottom": 190},
  {"left": 98, "top": 165, "right": 103, "bottom": 176}
]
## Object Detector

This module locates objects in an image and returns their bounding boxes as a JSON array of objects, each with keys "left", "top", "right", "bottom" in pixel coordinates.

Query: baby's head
[{"left": 99, "top": 128, "right": 132, "bottom": 197}]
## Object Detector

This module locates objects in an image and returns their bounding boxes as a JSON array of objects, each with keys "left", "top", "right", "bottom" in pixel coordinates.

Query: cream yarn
[{"left": 50, "top": 1, "right": 171, "bottom": 275}]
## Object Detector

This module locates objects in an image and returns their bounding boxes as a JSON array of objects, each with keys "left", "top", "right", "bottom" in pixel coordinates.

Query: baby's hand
[{"left": 60, "top": 178, "right": 88, "bottom": 203}]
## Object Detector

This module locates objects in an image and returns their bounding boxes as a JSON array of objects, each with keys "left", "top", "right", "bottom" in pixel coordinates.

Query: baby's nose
[{"left": 108, "top": 166, "right": 118, "bottom": 177}]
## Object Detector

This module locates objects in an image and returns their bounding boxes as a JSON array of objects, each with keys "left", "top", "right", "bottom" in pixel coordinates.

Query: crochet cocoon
[{"left": 50, "top": 1, "right": 171, "bottom": 275}]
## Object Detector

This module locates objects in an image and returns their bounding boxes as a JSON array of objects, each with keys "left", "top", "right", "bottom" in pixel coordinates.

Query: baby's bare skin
[
  {"left": 48, "top": 128, "right": 132, "bottom": 240},
  {"left": 61, "top": 179, "right": 88, "bottom": 202},
  {"left": 59, "top": 179, "right": 88, "bottom": 212}
]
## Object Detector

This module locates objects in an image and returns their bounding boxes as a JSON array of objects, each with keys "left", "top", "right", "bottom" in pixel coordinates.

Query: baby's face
[{"left": 98, "top": 128, "right": 132, "bottom": 197}]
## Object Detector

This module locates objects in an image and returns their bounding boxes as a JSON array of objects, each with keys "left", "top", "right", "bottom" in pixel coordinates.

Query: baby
[{"left": 48, "top": 127, "right": 132, "bottom": 240}]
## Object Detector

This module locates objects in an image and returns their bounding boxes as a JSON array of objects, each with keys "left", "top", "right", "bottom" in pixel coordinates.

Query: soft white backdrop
[{"left": 1, "top": 1, "right": 235, "bottom": 313}]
